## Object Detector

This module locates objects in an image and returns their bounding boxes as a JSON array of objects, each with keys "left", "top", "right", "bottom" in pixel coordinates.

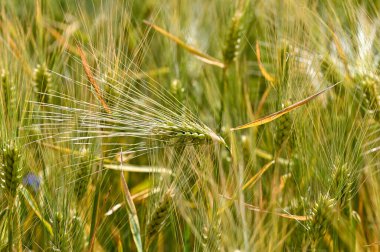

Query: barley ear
[
  {"left": 1, "top": 141, "right": 22, "bottom": 204},
  {"left": 307, "top": 195, "right": 335, "bottom": 247},
  {"left": 0, "top": 70, "right": 16, "bottom": 117},
  {"left": 275, "top": 100, "right": 294, "bottom": 153},
  {"left": 201, "top": 219, "right": 222, "bottom": 251},
  {"left": 32, "top": 63, "right": 52, "bottom": 104},
  {"left": 145, "top": 189, "right": 175, "bottom": 248},
  {"left": 222, "top": 11, "right": 243, "bottom": 66},
  {"left": 355, "top": 73, "right": 380, "bottom": 122},
  {"left": 330, "top": 163, "right": 357, "bottom": 208}
]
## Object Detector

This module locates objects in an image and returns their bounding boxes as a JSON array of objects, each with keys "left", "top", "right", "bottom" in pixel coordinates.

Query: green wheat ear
[
  {"left": 33, "top": 63, "right": 52, "bottom": 104},
  {"left": 275, "top": 100, "right": 294, "bottom": 152},
  {"left": 201, "top": 219, "right": 222, "bottom": 251},
  {"left": 307, "top": 194, "right": 335, "bottom": 246},
  {"left": 1, "top": 69, "right": 16, "bottom": 116},
  {"left": 145, "top": 189, "right": 175, "bottom": 248},
  {"left": 222, "top": 11, "right": 243, "bottom": 66},
  {"left": 53, "top": 211, "right": 70, "bottom": 252},
  {"left": 151, "top": 122, "right": 227, "bottom": 147},
  {"left": 0, "top": 140, "right": 22, "bottom": 203},
  {"left": 170, "top": 79, "right": 185, "bottom": 102},
  {"left": 355, "top": 72, "right": 380, "bottom": 122},
  {"left": 330, "top": 163, "right": 357, "bottom": 208}
]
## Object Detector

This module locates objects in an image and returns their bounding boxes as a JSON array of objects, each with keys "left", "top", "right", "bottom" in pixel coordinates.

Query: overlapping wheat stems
[{"left": 31, "top": 51, "right": 228, "bottom": 161}]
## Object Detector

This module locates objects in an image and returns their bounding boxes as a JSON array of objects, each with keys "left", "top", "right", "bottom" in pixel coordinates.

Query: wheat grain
[
  {"left": 33, "top": 64, "right": 52, "bottom": 104},
  {"left": 222, "top": 11, "right": 243, "bottom": 66},
  {"left": 0, "top": 141, "right": 22, "bottom": 202}
]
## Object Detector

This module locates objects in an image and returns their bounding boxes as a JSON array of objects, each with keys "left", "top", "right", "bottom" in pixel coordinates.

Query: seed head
[
  {"left": 33, "top": 64, "right": 52, "bottom": 104},
  {"left": 0, "top": 141, "right": 22, "bottom": 201},
  {"left": 223, "top": 11, "right": 243, "bottom": 66}
]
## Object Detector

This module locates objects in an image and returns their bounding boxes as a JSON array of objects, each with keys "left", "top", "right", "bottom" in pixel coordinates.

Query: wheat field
[{"left": 1, "top": 0, "right": 380, "bottom": 251}]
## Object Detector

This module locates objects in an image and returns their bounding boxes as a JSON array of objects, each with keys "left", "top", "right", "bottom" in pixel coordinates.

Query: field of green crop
[{"left": 1, "top": 0, "right": 380, "bottom": 251}]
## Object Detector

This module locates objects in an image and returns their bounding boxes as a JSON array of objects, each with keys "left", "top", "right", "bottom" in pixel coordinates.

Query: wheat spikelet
[
  {"left": 151, "top": 122, "right": 225, "bottom": 146},
  {"left": 222, "top": 11, "right": 243, "bottom": 66},
  {"left": 145, "top": 189, "right": 175, "bottom": 248},
  {"left": 0, "top": 70, "right": 16, "bottom": 117},
  {"left": 53, "top": 212, "right": 70, "bottom": 252},
  {"left": 0, "top": 141, "right": 22, "bottom": 202},
  {"left": 33, "top": 63, "right": 52, "bottom": 104},
  {"left": 307, "top": 194, "right": 335, "bottom": 246},
  {"left": 355, "top": 72, "right": 380, "bottom": 122},
  {"left": 201, "top": 219, "right": 222, "bottom": 251},
  {"left": 170, "top": 79, "right": 185, "bottom": 103},
  {"left": 330, "top": 163, "right": 357, "bottom": 208},
  {"left": 275, "top": 101, "right": 294, "bottom": 152}
]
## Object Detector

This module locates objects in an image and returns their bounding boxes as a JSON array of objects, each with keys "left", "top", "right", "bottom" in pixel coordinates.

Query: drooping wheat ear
[
  {"left": 32, "top": 63, "right": 52, "bottom": 104},
  {"left": 151, "top": 122, "right": 227, "bottom": 147},
  {"left": 53, "top": 212, "right": 70, "bottom": 252},
  {"left": 330, "top": 163, "right": 357, "bottom": 209},
  {"left": 307, "top": 194, "right": 335, "bottom": 246},
  {"left": 0, "top": 141, "right": 22, "bottom": 203},
  {"left": 145, "top": 189, "right": 175, "bottom": 248},
  {"left": 73, "top": 147, "right": 92, "bottom": 202},
  {"left": 275, "top": 100, "right": 294, "bottom": 152},
  {"left": 33, "top": 55, "right": 229, "bottom": 156},
  {"left": 222, "top": 10, "right": 243, "bottom": 66},
  {"left": 0, "top": 69, "right": 16, "bottom": 116},
  {"left": 201, "top": 219, "right": 222, "bottom": 251},
  {"left": 355, "top": 72, "right": 380, "bottom": 122}
]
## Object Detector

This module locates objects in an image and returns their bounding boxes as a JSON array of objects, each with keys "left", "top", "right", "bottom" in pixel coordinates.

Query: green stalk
[
  {"left": 88, "top": 181, "right": 100, "bottom": 252},
  {"left": 7, "top": 210, "right": 12, "bottom": 252}
]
